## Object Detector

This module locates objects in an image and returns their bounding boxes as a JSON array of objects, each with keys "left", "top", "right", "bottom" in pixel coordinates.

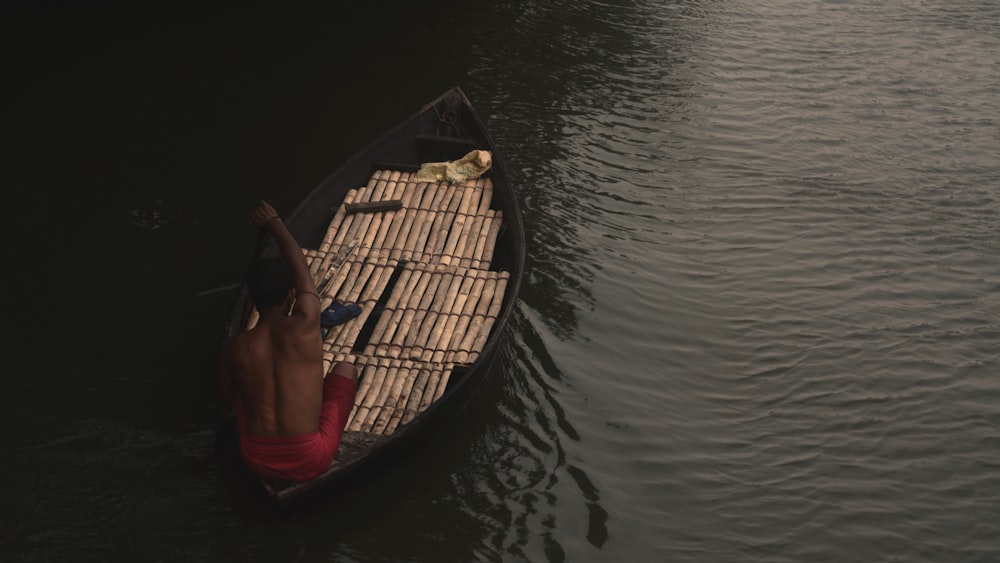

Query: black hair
[{"left": 245, "top": 257, "right": 292, "bottom": 309}]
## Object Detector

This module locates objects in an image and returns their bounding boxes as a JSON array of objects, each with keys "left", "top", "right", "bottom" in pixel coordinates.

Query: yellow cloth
[{"left": 414, "top": 150, "right": 492, "bottom": 183}]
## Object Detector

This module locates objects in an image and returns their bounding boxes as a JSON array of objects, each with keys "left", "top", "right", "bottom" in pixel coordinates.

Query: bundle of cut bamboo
[{"left": 245, "top": 169, "right": 511, "bottom": 436}]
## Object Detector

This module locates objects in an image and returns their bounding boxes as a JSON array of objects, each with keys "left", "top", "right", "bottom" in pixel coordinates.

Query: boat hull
[{"left": 221, "top": 87, "right": 524, "bottom": 505}]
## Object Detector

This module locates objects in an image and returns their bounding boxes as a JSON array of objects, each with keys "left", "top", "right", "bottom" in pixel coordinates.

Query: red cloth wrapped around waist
[
  {"left": 239, "top": 429, "right": 335, "bottom": 482},
  {"left": 236, "top": 375, "right": 357, "bottom": 482}
]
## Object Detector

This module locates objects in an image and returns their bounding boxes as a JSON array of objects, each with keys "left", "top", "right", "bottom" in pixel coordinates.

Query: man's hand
[{"left": 249, "top": 200, "right": 281, "bottom": 230}]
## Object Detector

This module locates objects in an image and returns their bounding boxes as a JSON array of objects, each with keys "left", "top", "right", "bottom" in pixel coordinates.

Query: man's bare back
[
  {"left": 224, "top": 313, "right": 326, "bottom": 436},
  {"left": 221, "top": 201, "right": 357, "bottom": 440}
]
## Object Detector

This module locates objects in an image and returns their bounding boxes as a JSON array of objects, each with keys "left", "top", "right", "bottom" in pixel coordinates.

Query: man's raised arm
[{"left": 249, "top": 200, "right": 321, "bottom": 322}]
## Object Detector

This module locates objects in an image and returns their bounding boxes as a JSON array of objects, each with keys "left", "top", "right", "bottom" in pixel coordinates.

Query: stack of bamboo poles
[
  {"left": 246, "top": 169, "right": 510, "bottom": 437},
  {"left": 318, "top": 169, "right": 503, "bottom": 269},
  {"left": 358, "top": 262, "right": 509, "bottom": 364},
  {"left": 321, "top": 353, "right": 459, "bottom": 435}
]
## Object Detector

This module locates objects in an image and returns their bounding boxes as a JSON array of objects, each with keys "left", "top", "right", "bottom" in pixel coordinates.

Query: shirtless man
[{"left": 220, "top": 200, "right": 358, "bottom": 482}]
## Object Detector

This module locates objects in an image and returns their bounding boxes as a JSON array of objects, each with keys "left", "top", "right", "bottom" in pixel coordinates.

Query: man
[{"left": 220, "top": 200, "right": 358, "bottom": 482}]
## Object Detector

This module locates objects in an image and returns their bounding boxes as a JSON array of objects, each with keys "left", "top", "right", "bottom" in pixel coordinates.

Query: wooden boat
[{"left": 222, "top": 87, "right": 525, "bottom": 505}]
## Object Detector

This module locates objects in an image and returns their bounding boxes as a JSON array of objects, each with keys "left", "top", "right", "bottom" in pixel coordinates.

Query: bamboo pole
[
  {"left": 420, "top": 271, "right": 470, "bottom": 362},
  {"left": 319, "top": 237, "right": 362, "bottom": 299},
  {"left": 363, "top": 265, "right": 416, "bottom": 356},
  {"left": 322, "top": 350, "right": 335, "bottom": 376},
  {"left": 422, "top": 204, "right": 451, "bottom": 264},
  {"left": 348, "top": 358, "right": 390, "bottom": 431},
  {"left": 323, "top": 187, "right": 360, "bottom": 254},
  {"left": 480, "top": 214, "right": 503, "bottom": 269},
  {"left": 375, "top": 182, "right": 416, "bottom": 262},
  {"left": 427, "top": 182, "right": 446, "bottom": 210},
  {"left": 429, "top": 274, "right": 478, "bottom": 363},
  {"left": 399, "top": 268, "right": 443, "bottom": 353},
  {"left": 319, "top": 188, "right": 359, "bottom": 254},
  {"left": 420, "top": 180, "right": 441, "bottom": 209},
  {"left": 466, "top": 180, "right": 485, "bottom": 219},
  {"left": 453, "top": 183, "right": 487, "bottom": 266},
  {"left": 417, "top": 366, "right": 442, "bottom": 413},
  {"left": 318, "top": 255, "right": 356, "bottom": 308},
  {"left": 438, "top": 182, "right": 465, "bottom": 227},
  {"left": 372, "top": 359, "right": 413, "bottom": 435},
  {"left": 406, "top": 183, "right": 438, "bottom": 261},
  {"left": 323, "top": 351, "right": 361, "bottom": 379},
  {"left": 410, "top": 210, "right": 438, "bottom": 263},
  {"left": 359, "top": 209, "right": 386, "bottom": 256},
  {"left": 478, "top": 178, "right": 493, "bottom": 215},
  {"left": 405, "top": 268, "right": 456, "bottom": 359},
  {"left": 444, "top": 275, "right": 487, "bottom": 363},
  {"left": 468, "top": 210, "right": 497, "bottom": 270},
  {"left": 323, "top": 319, "right": 346, "bottom": 348},
  {"left": 355, "top": 171, "right": 401, "bottom": 255},
  {"left": 438, "top": 185, "right": 477, "bottom": 266},
  {"left": 413, "top": 182, "right": 436, "bottom": 211},
  {"left": 425, "top": 182, "right": 464, "bottom": 262},
  {"left": 320, "top": 263, "right": 353, "bottom": 311},
  {"left": 379, "top": 174, "right": 407, "bottom": 210},
  {"left": 452, "top": 276, "right": 498, "bottom": 364},
  {"left": 400, "top": 366, "right": 431, "bottom": 426},
  {"left": 383, "top": 172, "right": 407, "bottom": 201},
  {"left": 361, "top": 260, "right": 399, "bottom": 302},
  {"left": 370, "top": 170, "right": 397, "bottom": 203},
  {"left": 308, "top": 250, "right": 323, "bottom": 282},
  {"left": 457, "top": 213, "right": 486, "bottom": 269},
  {"left": 400, "top": 208, "right": 428, "bottom": 262},
  {"left": 385, "top": 360, "right": 418, "bottom": 434},
  {"left": 456, "top": 180, "right": 482, "bottom": 229},
  {"left": 394, "top": 268, "right": 438, "bottom": 347},
  {"left": 361, "top": 359, "right": 402, "bottom": 432},
  {"left": 369, "top": 180, "right": 408, "bottom": 257},
  {"left": 426, "top": 180, "right": 448, "bottom": 211},
  {"left": 330, "top": 304, "right": 369, "bottom": 352},
  {"left": 304, "top": 248, "right": 322, "bottom": 280},
  {"left": 363, "top": 171, "right": 385, "bottom": 201},
  {"left": 399, "top": 183, "right": 438, "bottom": 261},
  {"left": 343, "top": 261, "right": 376, "bottom": 304},
  {"left": 390, "top": 269, "right": 443, "bottom": 358},
  {"left": 431, "top": 363, "right": 455, "bottom": 402},
  {"left": 328, "top": 353, "right": 360, "bottom": 376},
  {"left": 467, "top": 274, "right": 509, "bottom": 362},
  {"left": 438, "top": 218, "right": 464, "bottom": 266},
  {"left": 330, "top": 187, "right": 366, "bottom": 249},
  {"left": 373, "top": 266, "right": 427, "bottom": 357},
  {"left": 345, "top": 361, "right": 382, "bottom": 430},
  {"left": 339, "top": 187, "right": 382, "bottom": 258},
  {"left": 332, "top": 262, "right": 397, "bottom": 353},
  {"left": 437, "top": 181, "right": 459, "bottom": 211},
  {"left": 386, "top": 183, "right": 423, "bottom": 262}
]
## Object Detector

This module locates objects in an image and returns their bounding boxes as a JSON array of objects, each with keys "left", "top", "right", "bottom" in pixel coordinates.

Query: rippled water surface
[{"left": 3, "top": 0, "right": 998, "bottom": 561}]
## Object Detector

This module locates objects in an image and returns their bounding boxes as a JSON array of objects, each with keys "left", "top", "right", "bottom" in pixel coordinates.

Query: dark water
[{"left": 3, "top": 0, "right": 999, "bottom": 561}]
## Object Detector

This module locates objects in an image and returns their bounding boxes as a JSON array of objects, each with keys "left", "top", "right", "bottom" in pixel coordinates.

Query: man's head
[{"left": 246, "top": 257, "right": 293, "bottom": 309}]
